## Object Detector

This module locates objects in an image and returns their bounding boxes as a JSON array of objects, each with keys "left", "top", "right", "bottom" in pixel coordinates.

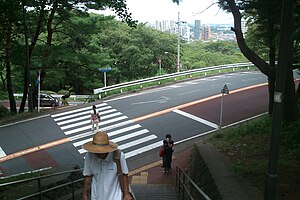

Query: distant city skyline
[{"left": 96, "top": 0, "right": 234, "bottom": 25}]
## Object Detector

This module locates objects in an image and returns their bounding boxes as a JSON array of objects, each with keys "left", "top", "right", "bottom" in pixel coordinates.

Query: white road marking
[
  {"left": 59, "top": 111, "right": 124, "bottom": 130},
  {"left": 51, "top": 103, "right": 107, "bottom": 118},
  {"left": 177, "top": 89, "right": 202, "bottom": 96},
  {"left": 72, "top": 124, "right": 142, "bottom": 146},
  {"left": 100, "top": 112, "right": 122, "bottom": 120},
  {"left": 53, "top": 106, "right": 112, "bottom": 121},
  {"left": 118, "top": 135, "right": 157, "bottom": 150},
  {"left": 78, "top": 134, "right": 157, "bottom": 154},
  {"left": 65, "top": 117, "right": 133, "bottom": 137},
  {"left": 0, "top": 146, "right": 6, "bottom": 158},
  {"left": 125, "top": 141, "right": 162, "bottom": 158},
  {"left": 168, "top": 85, "right": 181, "bottom": 88},
  {"left": 61, "top": 120, "right": 91, "bottom": 130},
  {"left": 108, "top": 124, "right": 142, "bottom": 137},
  {"left": 131, "top": 96, "right": 170, "bottom": 105},
  {"left": 57, "top": 115, "right": 90, "bottom": 126},
  {"left": 73, "top": 129, "right": 149, "bottom": 147},
  {"left": 69, "top": 121, "right": 138, "bottom": 141},
  {"left": 173, "top": 109, "right": 219, "bottom": 129},
  {"left": 111, "top": 129, "right": 149, "bottom": 143},
  {"left": 57, "top": 109, "right": 117, "bottom": 125},
  {"left": 185, "top": 81, "right": 198, "bottom": 85}
]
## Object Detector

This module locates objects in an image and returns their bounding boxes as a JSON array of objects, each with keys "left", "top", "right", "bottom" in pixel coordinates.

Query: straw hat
[{"left": 82, "top": 131, "right": 118, "bottom": 153}]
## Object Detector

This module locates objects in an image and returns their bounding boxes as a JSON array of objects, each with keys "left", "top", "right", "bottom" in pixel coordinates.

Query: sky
[{"left": 98, "top": 0, "right": 234, "bottom": 25}]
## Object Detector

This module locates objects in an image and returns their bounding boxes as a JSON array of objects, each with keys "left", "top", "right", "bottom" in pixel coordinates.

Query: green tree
[
  {"left": 172, "top": 0, "right": 299, "bottom": 121},
  {"left": 0, "top": 0, "right": 135, "bottom": 113}
]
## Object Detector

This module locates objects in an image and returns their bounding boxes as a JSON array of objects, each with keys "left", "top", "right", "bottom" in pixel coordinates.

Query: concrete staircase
[{"left": 131, "top": 184, "right": 180, "bottom": 200}]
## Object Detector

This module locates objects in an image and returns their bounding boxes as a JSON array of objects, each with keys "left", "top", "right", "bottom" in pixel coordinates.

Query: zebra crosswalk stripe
[{"left": 51, "top": 104, "right": 161, "bottom": 159}]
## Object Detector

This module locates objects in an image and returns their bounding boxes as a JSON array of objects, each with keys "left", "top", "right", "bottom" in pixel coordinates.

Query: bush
[
  {"left": 0, "top": 104, "right": 10, "bottom": 118},
  {"left": 0, "top": 91, "right": 8, "bottom": 100}
]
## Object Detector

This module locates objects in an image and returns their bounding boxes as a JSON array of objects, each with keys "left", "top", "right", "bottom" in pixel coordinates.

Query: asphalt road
[{"left": 0, "top": 71, "right": 297, "bottom": 177}]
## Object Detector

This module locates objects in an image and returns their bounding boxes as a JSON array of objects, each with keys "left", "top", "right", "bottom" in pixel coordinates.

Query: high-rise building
[
  {"left": 241, "top": 20, "right": 248, "bottom": 34},
  {"left": 202, "top": 25, "right": 211, "bottom": 41},
  {"left": 155, "top": 20, "right": 161, "bottom": 31},
  {"left": 194, "top": 20, "right": 201, "bottom": 40}
]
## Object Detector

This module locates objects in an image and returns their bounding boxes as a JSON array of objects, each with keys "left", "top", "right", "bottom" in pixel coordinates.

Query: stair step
[{"left": 131, "top": 184, "right": 180, "bottom": 200}]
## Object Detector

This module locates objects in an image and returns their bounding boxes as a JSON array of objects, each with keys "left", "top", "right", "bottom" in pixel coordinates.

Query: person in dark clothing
[{"left": 162, "top": 134, "right": 174, "bottom": 173}]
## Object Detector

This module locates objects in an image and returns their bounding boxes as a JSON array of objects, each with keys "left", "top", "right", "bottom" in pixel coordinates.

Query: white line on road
[
  {"left": 69, "top": 121, "right": 137, "bottom": 141},
  {"left": 173, "top": 109, "right": 219, "bottom": 129},
  {"left": 0, "top": 146, "right": 6, "bottom": 158},
  {"left": 56, "top": 109, "right": 118, "bottom": 126},
  {"left": 65, "top": 119, "right": 133, "bottom": 136},
  {"left": 73, "top": 129, "right": 149, "bottom": 148},
  {"left": 72, "top": 124, "right": 142, "bottom": 146},
  {"left": 64, "top": 116, "right": 128, "bottom": 135},
  {"left": 51, "top": 103, "right": 107, "bottom": 118},
  {"left": 108, "top": 124, "right": 142, "bottom": 137},
  {"left": 111, "top": 129, "right": 149, "bottom": 143},
  {"left": 118, "top": 135, "right": 157, "bottom": 150},
  {"left": 131, "top": 96, "right": 170, "bottom": 105},
  {"left": 53, "top": 106, "right": 112, "bottom": 121},
  {"left": 78, "top": 134, "right": 157, "bottom": 154},
  {"left": 125, "top": 141, "right": 162, "bottom": 158}
]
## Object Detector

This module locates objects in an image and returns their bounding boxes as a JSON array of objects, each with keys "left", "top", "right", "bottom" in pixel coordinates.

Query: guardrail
[
  {"left": 93, "top": 62, "right": 254, "bottom": 95},
  {"left": 176, "top": 166, "right": 211, "bottom": 200},
  {"left": 12, "top": 62, "right": 254, "bottom": 101},
  {"left": 13, "top": 94, "right": 90, "bottom": 100},
  {"left": 0, "top": 168, "right": 83, "bottom": 200}
]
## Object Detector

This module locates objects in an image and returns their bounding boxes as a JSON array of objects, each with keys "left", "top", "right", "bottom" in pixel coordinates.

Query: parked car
[{"left": 36, "top": 93, "right": 59, "bottom": 107}]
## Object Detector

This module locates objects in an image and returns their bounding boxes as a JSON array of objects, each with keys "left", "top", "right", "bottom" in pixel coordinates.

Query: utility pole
[
  {"left": 264, "top": 0, "right": 294, "bottom": 199},
  {"left": 177, "top": 12, "right": 180, "bottom": 72},
  {"left": 176, "top": 12, "right": 186, "bottom": 72}
]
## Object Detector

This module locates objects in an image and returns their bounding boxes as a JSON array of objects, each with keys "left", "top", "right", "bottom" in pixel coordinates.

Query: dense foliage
[
  {"left": 210, "top": 114, "right": 300, "bottom": 198},
  {"left": 0, "top": 13, "right": 245, "bottom": 96}
]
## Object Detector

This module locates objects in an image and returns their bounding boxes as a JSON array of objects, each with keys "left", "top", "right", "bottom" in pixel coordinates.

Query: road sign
[{"left": 98, "top": 67, "right": 112, "bottom": 73}]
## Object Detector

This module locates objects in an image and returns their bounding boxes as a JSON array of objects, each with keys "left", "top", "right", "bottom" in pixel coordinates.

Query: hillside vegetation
[{"left": 210, "top": 115, "right": 300, "bottom": 199}]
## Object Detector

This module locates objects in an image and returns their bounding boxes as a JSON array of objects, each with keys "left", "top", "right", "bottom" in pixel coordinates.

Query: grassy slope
[{"left": 210, "top": 115, "right": 300, "bottom": 200}]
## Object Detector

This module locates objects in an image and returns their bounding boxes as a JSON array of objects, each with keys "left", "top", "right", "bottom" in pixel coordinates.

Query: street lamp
[
  {"left": 164, "top": 51, "right": 177, "bottom": 71},
  {"left": 176, "top": 12, "right": 186, "bottom": 72},
  {"left": 157, "top": 58, "right": 162, "bottom": 75}
]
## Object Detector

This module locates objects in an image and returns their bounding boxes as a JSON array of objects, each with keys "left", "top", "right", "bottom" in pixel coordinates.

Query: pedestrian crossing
[{"left": 51, "top": 103, "right": 162, "bottom": 158}]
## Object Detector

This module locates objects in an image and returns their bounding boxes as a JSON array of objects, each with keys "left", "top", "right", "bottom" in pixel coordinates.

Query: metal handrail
[
  {"left": 176, "top": 166, "right": 211, "bottom": 200},
  {"left": 0, "top": 168, "right": 83, "bottom": 200},
  {"left": 93, "top": 62, "right": 254, "bottom": 94}
]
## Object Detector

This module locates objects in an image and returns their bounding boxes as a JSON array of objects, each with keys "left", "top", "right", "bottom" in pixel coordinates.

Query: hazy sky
[{"left": 120, "top": 0, "right": 233, "bottom": 24}]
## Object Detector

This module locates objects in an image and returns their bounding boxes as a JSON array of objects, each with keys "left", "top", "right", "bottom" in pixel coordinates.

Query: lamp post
[
  {"left": 158, "top": 58, "right": 162, "bottom": 75},
  {"left": 164, "top": 51, "right": 177, "bottom": 71},
  {"left": 176, "top": 12, "right": 186, "bottom": 72}
]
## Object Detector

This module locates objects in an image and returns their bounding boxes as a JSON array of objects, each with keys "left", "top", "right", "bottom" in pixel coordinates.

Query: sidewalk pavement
[
  {"left": 128, "top": 147, "right": 193, "bottom": 185},
  {"left": 128, "top": 138, "right": 263, "bottom": 200}
]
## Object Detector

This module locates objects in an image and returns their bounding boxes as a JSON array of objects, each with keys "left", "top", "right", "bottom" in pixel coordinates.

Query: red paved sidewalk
[{"left": 129, "top": 147, "right": 193, "bottom": 185}]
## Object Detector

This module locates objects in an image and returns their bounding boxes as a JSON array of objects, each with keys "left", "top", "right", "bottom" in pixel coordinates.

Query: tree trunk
[
  {"left": 0, "top": 64, "right": 7, "bottom": 91},
  {"left": 19, "top": 0, "right": 47, "bottom": 113},
  {"left": 5, "top": 20, "right": 17, "bottom": 113},
  {"left": 227, "top": 0, "right": 299, "bottom": 121}
]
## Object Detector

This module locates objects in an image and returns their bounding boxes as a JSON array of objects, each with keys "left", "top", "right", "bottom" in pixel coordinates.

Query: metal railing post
[
  {"left": 182, "top": 174, "right": 185, "bottom": 200},
  {"left": 72, "top": 180, "right": 75, "bottom": 200},
  {"left": 38, "top": 178, "right": 42, "bottom": 200}
]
